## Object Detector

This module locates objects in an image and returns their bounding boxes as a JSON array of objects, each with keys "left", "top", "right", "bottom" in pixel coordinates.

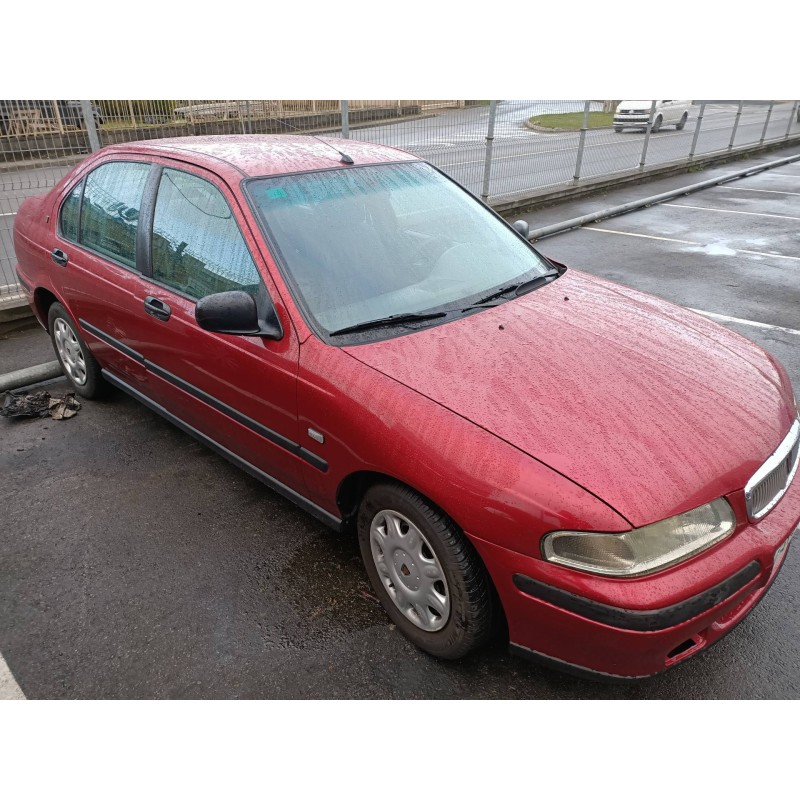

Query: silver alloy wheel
[
  {"left": 369, "top": 509, "right": 450, "bottom": 632},
  {"left": 53, "top": 318, "right": 87, "bottom": 386}
]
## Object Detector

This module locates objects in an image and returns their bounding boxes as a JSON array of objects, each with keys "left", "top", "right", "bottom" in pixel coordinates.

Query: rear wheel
[
  {"left": 357, "top": 482, "right": 493, "bottom": 659},
  {"left": 48, "top": 302, "right": 105, "bottom": 398},
  {"left": 676, "top": 112, "right": 688, "bottom": 130}
]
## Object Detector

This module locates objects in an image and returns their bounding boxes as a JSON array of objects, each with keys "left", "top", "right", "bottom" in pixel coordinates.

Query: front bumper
[
  {"left": 468, "top": 479, "right": 800, "bottom": 679},
  {"left": 614, "top": 115, "right": 651, "bottom": 127}
]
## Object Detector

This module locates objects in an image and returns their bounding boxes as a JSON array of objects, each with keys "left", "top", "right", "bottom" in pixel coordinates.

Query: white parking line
[
  {"left": 689, "top": 309, "right": 800, "bottom": 337},
  {"left": 584, "top": 227, "right": 800, "bottom": 262},
  {"left": 663, "top": 203, "right": 800, "bottom": 221},
  {"left": 760, "top": 172, "right": 800, "bottom": 178},
  {"left": 0, "top": 652, "right": 25, "bottom": 700},
  {"left": 0, "top": 212, "right": 17, "bottom": 217},
  {"left": 716, "top": 186, "right": 800, "bottom": 196}
]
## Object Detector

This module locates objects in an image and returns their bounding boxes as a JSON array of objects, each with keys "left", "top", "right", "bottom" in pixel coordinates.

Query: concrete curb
[
  {"left": 0, "top": 361, "right": 63, "bottom": 394},
  {"left": 526, "top": 150, "right": 800, "bottom": 240}
]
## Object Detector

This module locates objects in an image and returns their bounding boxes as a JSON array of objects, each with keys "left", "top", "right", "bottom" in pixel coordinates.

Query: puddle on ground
[
  {"left": 243, "top": 528, "right": 387, "bottom": 651},
  {"left": 683, "top": 241, "right": 738, "bottom": 257}
]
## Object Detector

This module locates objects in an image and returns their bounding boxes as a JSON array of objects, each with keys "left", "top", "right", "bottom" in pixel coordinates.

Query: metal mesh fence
[{"left": 2, "top": 99, "right": 799, "bottom": 300}]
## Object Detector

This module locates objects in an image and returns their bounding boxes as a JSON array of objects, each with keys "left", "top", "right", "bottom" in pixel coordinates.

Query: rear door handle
[
  {"left": 144, "top": 295, "right": 171, "bottom": 322},
  {"left": 51, "top": 248, "right": 68, "bottom": 267}
]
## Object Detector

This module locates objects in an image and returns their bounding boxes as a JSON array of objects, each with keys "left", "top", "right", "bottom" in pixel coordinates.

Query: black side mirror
[
  {"left": 513, "top": 219, "right": 530, "bottom": 239},
  {"left": 195, "top": 290, "right": 283, "bottom": 339}
]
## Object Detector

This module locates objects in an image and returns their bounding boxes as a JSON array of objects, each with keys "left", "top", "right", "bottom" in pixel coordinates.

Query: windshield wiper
[
  {"left": 329, "top": 311, "right": 447, "bottom": 337},
  {"left": 462, "top": 270, "right": 560, "bottom": 311}
]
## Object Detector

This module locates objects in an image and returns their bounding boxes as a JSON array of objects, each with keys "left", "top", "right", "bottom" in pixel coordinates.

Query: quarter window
[
  {"left": 59, "top": 180, "right": 82, "bottom": 243},
  {"left": 151, "top": 169, "right": 261, "bottom": 300},
  {"left": 80, "top": 161, "right": 150, "bottom": 268}
]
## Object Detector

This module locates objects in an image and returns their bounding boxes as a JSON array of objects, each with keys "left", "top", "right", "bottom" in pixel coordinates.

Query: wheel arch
[
  {"left": 33, "top": 286, "right": 61, "bottom": 330},
  {"left": 336, "top": 468, "right": 508, "bottom": 637}
]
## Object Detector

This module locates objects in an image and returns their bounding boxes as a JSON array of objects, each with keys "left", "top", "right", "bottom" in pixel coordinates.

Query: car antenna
[{"left": 276, "top": 118, "right": 355, "bottom": 165}]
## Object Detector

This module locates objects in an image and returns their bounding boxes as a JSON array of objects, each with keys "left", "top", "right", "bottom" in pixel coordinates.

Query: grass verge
[{"left": 528, "top": 111, "right": 614, "bottom": 131}]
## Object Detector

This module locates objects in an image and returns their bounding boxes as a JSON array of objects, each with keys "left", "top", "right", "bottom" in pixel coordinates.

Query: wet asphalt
[{"left": 1, "top": 149, "right": 799, "bottom": 698}]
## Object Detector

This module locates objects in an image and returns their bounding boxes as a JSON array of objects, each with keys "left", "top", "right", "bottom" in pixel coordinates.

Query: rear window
[{"left": 80, "top": 161, "right": 150, "bottom": 268}]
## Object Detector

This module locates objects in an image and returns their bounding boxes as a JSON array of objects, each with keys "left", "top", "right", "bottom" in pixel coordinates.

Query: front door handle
[
  {"left": 144, "top": 295, "right": 171, "bottom": 322},
  {"left": 51, "top": 248, "right": 68, "bottom": 267}
]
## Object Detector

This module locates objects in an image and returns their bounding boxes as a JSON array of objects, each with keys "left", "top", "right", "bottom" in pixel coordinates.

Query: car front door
[
  {"left": 126, "top": 161, "right": 307, "bottom": 497},
  {"left": 661, "top": 100, "right": 676, "bottom": 124}
]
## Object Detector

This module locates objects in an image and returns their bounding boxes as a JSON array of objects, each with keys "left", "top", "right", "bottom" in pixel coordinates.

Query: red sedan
[{"left": 12, "top": 135, "right": 799, "bottom": 679}]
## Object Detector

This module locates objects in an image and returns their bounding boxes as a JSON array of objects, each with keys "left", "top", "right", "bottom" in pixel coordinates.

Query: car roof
[{"left": 101, "top": 134, "right": 420, "bottom": 178}]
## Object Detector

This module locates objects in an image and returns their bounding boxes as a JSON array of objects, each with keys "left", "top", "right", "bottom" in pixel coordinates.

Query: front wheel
[
  {"left": 357, "top": 482, "right": 493, "bottom": 659},
  {"left": 651, "top": 115, "right": 663, "bottom": 133},
  {"left": 614, "top": 126, "right": 623, "bottom": 132},
  {"left": 676, "top": 112, "right": 688, "bottom": 130}
]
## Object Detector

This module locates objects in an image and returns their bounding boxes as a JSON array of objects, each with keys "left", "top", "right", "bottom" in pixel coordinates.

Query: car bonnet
[{"left": 344, "top": 269, "right": 795, "bottom": 528}]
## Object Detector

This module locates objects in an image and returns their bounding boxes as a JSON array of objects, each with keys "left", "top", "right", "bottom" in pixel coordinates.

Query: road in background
[
  {"left": 350, "top": 101, "right": 800, "bottom": 199},
  {"left": 1, "top": 149, "right": 798, "bottom": 699}
]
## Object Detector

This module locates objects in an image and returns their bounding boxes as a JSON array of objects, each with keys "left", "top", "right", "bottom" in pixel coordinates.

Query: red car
[{"left": 13, "top": 135, "right": 799, "bottom": 679}]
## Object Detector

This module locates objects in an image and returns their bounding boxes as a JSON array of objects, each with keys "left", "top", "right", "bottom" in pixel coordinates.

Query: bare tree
[{"left": 602, "top": 100, "right": 620, "bottom": 113}]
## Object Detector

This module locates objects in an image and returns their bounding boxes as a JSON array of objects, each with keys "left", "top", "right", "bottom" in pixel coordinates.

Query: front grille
[{"left": 745, "top": 419, "right": 800, "bottom": 520}]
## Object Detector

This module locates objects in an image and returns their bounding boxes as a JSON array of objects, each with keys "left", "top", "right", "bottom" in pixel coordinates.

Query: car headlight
[{"left": 541, "top": 498, "right": 736, "bottom": 577}]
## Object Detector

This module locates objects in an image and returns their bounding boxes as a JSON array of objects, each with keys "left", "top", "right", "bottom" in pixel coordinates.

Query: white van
[{"left": 613, "top": 100, "right": 691, "bottom": 132}]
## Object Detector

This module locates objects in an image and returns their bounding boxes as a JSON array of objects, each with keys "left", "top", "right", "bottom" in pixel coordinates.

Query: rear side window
[
  {"left": 151, "top": 169, "right": 261, "bottom": 300},
  {"left": 59, "top": 180, "right": 82, "bottom": 243},
  {"left": 80, "top": 161, "right": 150, "bottom": 268}
]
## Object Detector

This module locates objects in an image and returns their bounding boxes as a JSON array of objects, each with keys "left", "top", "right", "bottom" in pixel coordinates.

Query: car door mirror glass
[{"left": 195, "top": 290, "right": 282, "bottom": 339}]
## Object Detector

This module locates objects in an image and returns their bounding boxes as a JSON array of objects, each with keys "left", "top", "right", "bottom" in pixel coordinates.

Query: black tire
[
  {"left": 357, "top": 482, "right": 493, "bottom": 659},
  {"left": 651, "top": 115, "right": 663, "bottom": 133},
  {"left": 614, "top": 126, "right": 623, "bottom": 133},
  {"left": 48, "top": 302, "right": 106, "bottom": 399},
  {"left": 676, "top": 112, "right": 688, "bottom": 130}
]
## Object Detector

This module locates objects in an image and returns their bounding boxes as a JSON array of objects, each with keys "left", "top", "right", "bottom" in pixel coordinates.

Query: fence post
[
  {"left": 786, "top": 101, "right": 799, "bottom": 139},
  {"left": 728, "top": 101, "right": 743, "bottom": 151},
  {"left": 572, "top": 101, "right": 591, "bottom": 183},
  {"left": 51, "top": 101, "right": 65, "bottom": 135},
  {"left": 689, "top": 102, "right": 706, "bottom": 160},
  {"left": 759, "top": 102, "right": 774, "bottom": 144},
  {"left": 341, "top": 100, "right": 350, "bottom": 139},
  {"left": 638, "top": 101, "right": 657, "bottom": 171},
  {"left": 80, "top": 100, "right": 101, "bottom": 152},
  {"left": 480, "top": 100, "right": 498, "bottom": 203}
]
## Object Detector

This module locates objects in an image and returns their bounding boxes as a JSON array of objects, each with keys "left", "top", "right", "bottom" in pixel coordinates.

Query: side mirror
[
  {"left": 513, "top": 219, "right": 530, "bottom": 239},
  {"left": 195, "top": 290, "right": 283, "bottom": 339}
]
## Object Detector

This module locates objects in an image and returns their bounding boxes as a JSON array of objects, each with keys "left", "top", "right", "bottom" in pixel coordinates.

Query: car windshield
[{"left": 246, "top": 162, "right": 554, "bottom": 336}]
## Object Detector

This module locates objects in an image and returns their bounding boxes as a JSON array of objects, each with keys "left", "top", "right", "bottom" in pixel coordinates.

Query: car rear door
[
  {"left": 50, "top": 159, "right": 156, "bottom": 388},
  {"left": 124, "top": 160, "right": 308, "bottom": 496}
]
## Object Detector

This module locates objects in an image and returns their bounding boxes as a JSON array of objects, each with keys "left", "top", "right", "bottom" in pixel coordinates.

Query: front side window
[
  {"left": 59, "top": 180, "right": 82, "bottom": 243},
  {"left": 246, "top": 162, "right": 555, "bottom": 337},
  {"left": 80, "top": 161, "right": 150, "bottom": 268},
  {"left": 151, "top": 169, "right": 261, "bottom": 300}
]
